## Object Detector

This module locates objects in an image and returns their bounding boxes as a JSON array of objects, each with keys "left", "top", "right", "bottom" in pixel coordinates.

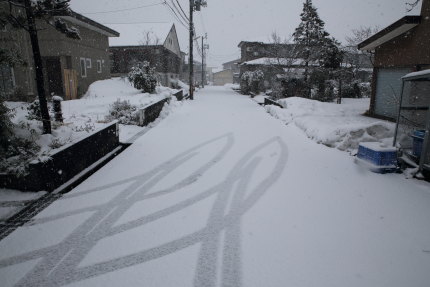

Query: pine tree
[{"left": 293, "top": 0, "right": 342, "bottom": 96}]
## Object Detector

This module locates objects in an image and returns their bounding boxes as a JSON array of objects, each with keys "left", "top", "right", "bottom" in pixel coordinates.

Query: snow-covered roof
[
  {"left": 108, "top": 23, "right": 173, "bottom": 46},
  {"left": 358, "top": 16, "right": 420, "bottom": 51},
  {"left": 212, "top": 67, "right": 224, "bottom": 73},
  {"left": 238, "top": 35, "right": 291, "bottom": 47},
  {"left": 241, "top": 57, "right": 315, "bottom": 66},
  {"left": 402, "top": 69, "right": 430, "bottom": 80},
  {"left": 62, "top": 12, "right": 119, "bottom": 37}
]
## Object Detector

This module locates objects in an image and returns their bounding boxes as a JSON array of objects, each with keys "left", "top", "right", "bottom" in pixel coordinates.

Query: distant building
[
  {"left": 0, "top": 6, "right": 119, "bottom": 100},
  {"left": 238, "top": 41, "right": 299, "bottom": 89},
  {"left": 109, "top": 23, "right": 182, "bottom": 88},
  {"left": 358, "top": 0, "right": 430, "bottom": 120},
  {"left": 213, "top": 69, "right": 233, "bottom": 86},
  {"left": 222, "top": 59, "right": 240, "bottom": 83}
]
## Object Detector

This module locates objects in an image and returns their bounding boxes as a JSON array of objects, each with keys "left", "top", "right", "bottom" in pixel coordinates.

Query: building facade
[
  {"left": 109, "top": 24, "right": 182, "bottom": 88},
  {"left": 359, "top": 0, "right": 430, "bottom": 120},
  {"left": 0, "top": 6, "right": 119, "bottom": 101}
]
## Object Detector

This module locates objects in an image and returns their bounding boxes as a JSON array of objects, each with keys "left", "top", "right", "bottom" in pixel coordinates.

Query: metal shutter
[{"left": 375, "top": 68, "right": 411, "bottom": 119}]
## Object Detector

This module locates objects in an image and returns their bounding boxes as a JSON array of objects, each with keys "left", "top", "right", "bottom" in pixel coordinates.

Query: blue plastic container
[
  {"left": 412, "top": 130, "right": 425, "bottom": 158},
  {"left": 357, "top": 142, "right": 397, "bottom": 167}
]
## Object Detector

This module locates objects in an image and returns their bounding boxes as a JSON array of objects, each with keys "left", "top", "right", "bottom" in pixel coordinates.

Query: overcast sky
[{"left": 70, "top": 0, "right": 422, "bottom": 67}]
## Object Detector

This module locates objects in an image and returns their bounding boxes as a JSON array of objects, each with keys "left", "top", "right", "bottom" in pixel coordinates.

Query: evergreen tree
[
  {"left": 320, "top": 37, "right": 343, "bottom": 69},
  {"left": 293, "top": 0, "right": 328, "bottom": 80},
  {"left": 293, "top": 0, "right": 343, "bottom": 97}
]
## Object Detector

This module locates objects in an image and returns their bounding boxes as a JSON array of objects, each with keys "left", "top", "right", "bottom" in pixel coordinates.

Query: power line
[
  {"left": 174, "top": 0, "right": 189, "bottom": 22},
  {"left": 81, "top": 2, "right": 164, "bottom": 15},
  {"left": 162, "top": 1, "right": 188, "bottom": 29},
  {"left": 199, "top": 11, "right": 206, "bottom": 34},
  {"left": 167, "top": 0, "right": 189, "bottom": 26},
  {"left": 171, "top": 0, "right": 189, "bottom": 22}
]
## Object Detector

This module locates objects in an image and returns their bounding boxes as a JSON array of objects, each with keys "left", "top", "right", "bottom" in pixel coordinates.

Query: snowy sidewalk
[{"left": 0, "top": 86, "right": 429, "bottom": 287}]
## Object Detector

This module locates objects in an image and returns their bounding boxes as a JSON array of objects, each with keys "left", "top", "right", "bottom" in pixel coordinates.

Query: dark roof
[
  {"left": 358, "top": 16, "right": 421, "bottom": 51},
  {"left": 61, "top": 11, "right": 119, "bottom": 37}
]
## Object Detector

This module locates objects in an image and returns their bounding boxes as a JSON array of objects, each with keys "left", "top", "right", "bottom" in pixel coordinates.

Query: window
[
  {"left": 246, "top": 47, "right": 253, "bottom": 52},
  {"left": 66, "top": 56, "right": 72, "bottom": 69},
  {"left": 86, "top": 58, "right": 92, "bottom": 68},
  {"left": 0, "top": 64, "right": 15, "bottom": 94},
  {"left": 97, "top": 60, "right": 102, "bottom": 73},
  {"left": 253, "top": 52, "right": 259, "bottom": 56},
  {"left": 80, "top": 58, "right": 87, "bottom": 77}
]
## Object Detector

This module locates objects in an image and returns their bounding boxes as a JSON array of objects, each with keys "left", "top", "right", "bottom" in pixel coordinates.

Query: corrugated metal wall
[{"left": 375, "top": 68, "right": 411, "bottom": 119}]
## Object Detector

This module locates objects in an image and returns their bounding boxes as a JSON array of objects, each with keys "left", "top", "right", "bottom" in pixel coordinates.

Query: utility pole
[
  {"left": 189, "top": 0, "right": 194, "bottom": 100},
  {"left": 201, "top": 35, "right": 205, "bottom": 88},
  {"left": 24, "top": 0, "right": 51, "bottom": 134},
  {"left": 189, "top": 0, "right": 207, "bottom": 99}
]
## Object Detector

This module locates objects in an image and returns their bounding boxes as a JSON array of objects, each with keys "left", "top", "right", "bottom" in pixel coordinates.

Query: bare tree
[
  {"left": 139, "top": 30, "right": 161, "bottom": 46},
  {"left": 406, "top": 0, "right": 421, "bottom": 12},
  {"left": 345, "top": 25, "right": 379, "bottom": 66}
]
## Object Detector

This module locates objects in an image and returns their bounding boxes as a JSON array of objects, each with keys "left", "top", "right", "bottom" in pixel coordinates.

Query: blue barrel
[{"left": 412, "top": 130, "right": 425, "bottom": 158}]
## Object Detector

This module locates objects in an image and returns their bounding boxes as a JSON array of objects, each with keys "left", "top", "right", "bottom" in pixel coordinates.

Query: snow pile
[
  {"left": 4, "top": 78, "right": 180, "bottom": 173},
  {"left": 63, "top": 77, "right": 172, "bottom": 127},
  {"left": 224, "top": 83, "right": 240, "bottom": 90},
  {"left": 265, "top": 97, "right": 395, "bottom": 151}
]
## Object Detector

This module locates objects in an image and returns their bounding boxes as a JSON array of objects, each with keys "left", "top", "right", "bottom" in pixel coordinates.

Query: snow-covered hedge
[
  {"left": 105, "top": 99, "right": 139, "bottom": 125},
  {"left": 128, "top": 61, "right": 157, "bottom": 93}
]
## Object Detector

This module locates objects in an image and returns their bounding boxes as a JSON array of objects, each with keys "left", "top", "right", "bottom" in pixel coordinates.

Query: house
[
  {"left": 182, "top": 59, "right": 207, "bottom": 86},
  {"left": 109, "top": 23, "right": 182, "bottom": 88},
  {"left": 222, "top": 59, "right": 241, "bottom": 83},
  {"left": 238, "top": 40, "right": 302, "bottom": 90},
  {"left": 0, "top": 6, "right": 119, "bottom": 101},
  {"left": 358, "top": 0, "right": 430, "bottom": 120},
  {"left": 213, "top": 69, "right": 233, "bottom": 86}
]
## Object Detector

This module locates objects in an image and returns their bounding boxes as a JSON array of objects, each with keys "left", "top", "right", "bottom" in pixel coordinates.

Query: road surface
[{"left": 0, "top": 86, "right": 429, "bottom": 287}]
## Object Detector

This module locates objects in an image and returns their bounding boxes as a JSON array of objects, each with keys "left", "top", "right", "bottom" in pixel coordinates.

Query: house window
[
  {"left": 253, "top": 52, "right": 259, "bottom": 56},
  {"left": 155, "top": 49, "right": 160, "bottom": 54},
  {"left": 86, "top": 58, "right": 92, "bottom": 68},
  {"left": 80, "top": 58, "right": 87, "bottom": 77},
  {"left": 0, "top": 64, "right": 15, "bottom": 94},
  {"left": 246, "top": 47, "right": 253, "bottom": 52},
  {"left": 97, "top": 60, "right": 102, "bottom": 73}
]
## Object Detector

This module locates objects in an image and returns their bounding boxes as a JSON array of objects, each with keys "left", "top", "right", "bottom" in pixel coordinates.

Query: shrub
[
  {"left": 26, "top": 99, "right": 42, "bottom": 120},
  {"left": 128, "top": 61, "right": 157, "bottom": 93},
  {"left": 105, "top": 99, "right": 139, "bottom": 125},
  {"left": 0, "top": 136, "right": 40, "bottom": 175},
  {"left": 240, "top": 70, "right": 264, "bottom": 94},
  {"left": 0, "top": 94, "right": 15, "bottom": 149}
]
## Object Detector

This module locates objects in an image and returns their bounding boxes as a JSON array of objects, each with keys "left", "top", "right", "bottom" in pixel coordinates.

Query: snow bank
[
  {"left": 224, "top": 83, "right": 240, "bottom": 90},
  {"left": 265, "top": 97, "right": 395, "bottom": 151},
  {"left": 4, "top": 78, "right": 180, "bottom": 174}
]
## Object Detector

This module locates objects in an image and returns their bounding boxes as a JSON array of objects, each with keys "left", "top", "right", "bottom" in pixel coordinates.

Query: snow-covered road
[{"left": 1, "top": 86, "right": 429, "bottom": 287}]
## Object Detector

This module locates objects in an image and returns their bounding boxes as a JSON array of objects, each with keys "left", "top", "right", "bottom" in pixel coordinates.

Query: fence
[
  {"left": 0, "top": 122, "right": 120, "bottom": 192},
  {"left": 138, "top": 90, "right": 189, "bottom": 126}
]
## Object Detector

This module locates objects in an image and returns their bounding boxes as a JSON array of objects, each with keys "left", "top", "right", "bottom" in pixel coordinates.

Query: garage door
[{"left": 375, "top": 68, "right": 411, "bottom": 119}]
